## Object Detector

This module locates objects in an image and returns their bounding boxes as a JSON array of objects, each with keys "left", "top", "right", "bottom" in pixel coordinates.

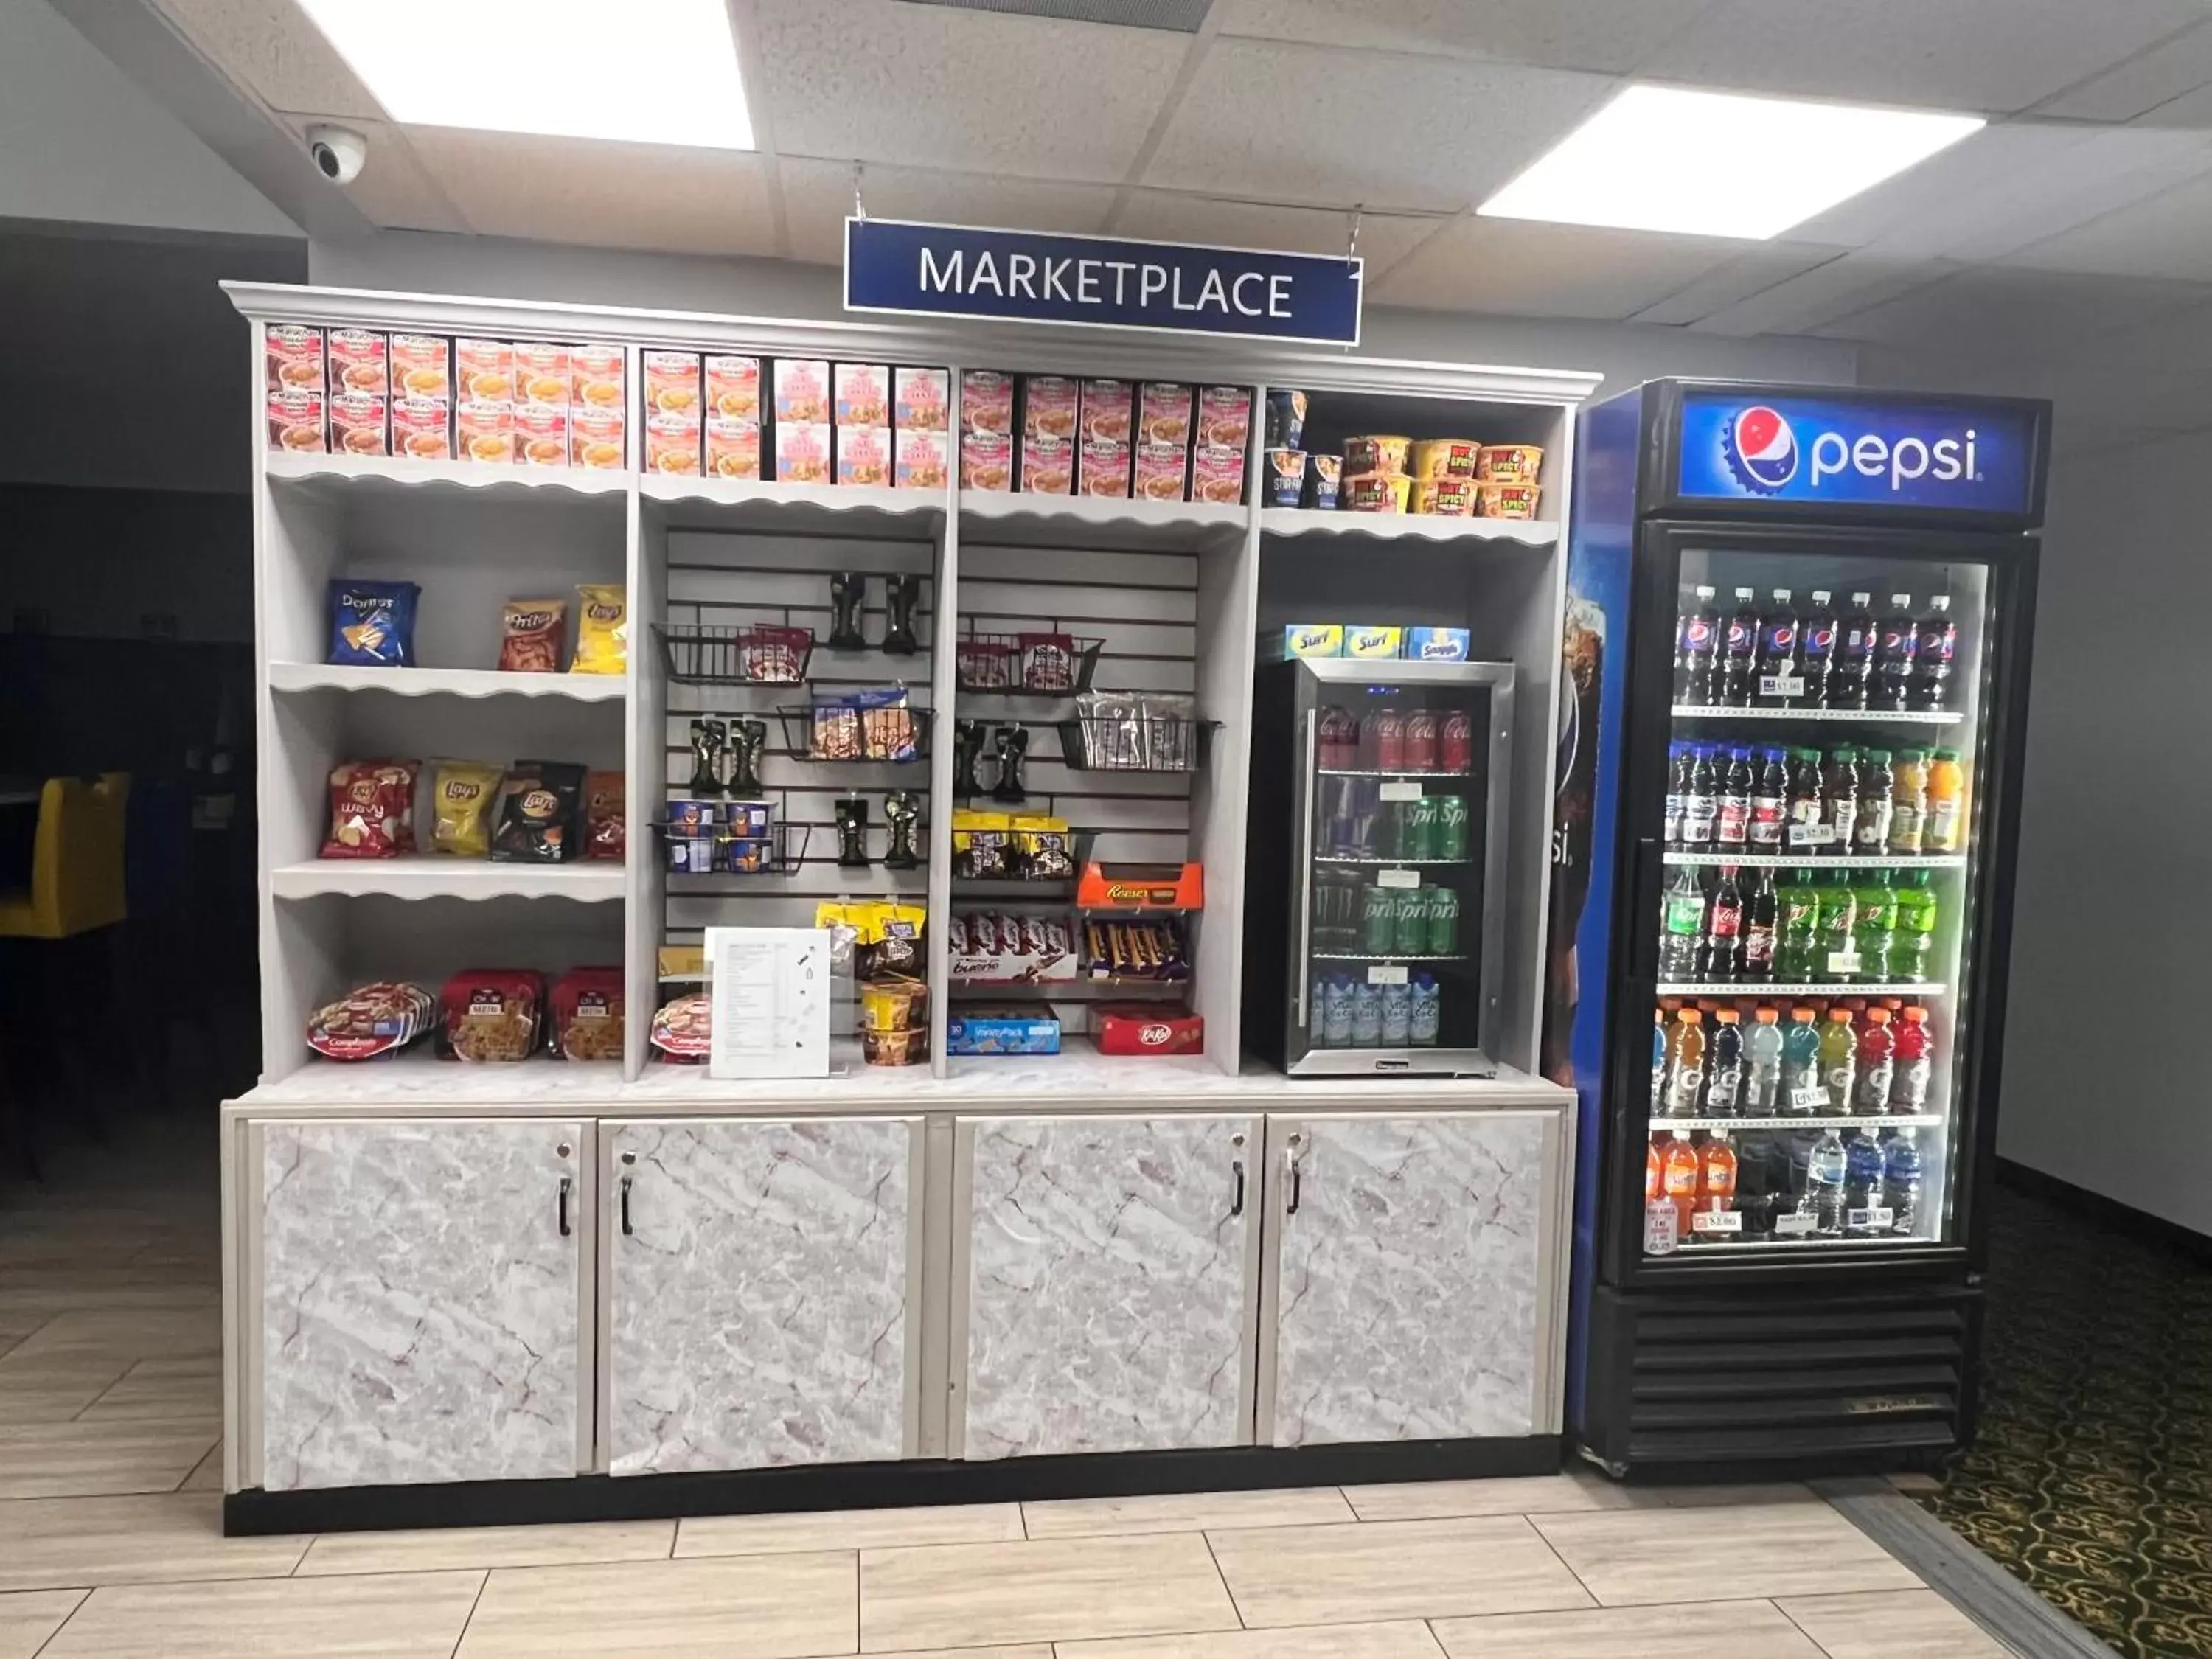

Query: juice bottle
[
  {"left": 1891, "top": 869, "right": 1939, "bottom": 982},
  {"left": 1697, "top": 1133, "right": 1739, "bottom": 1239},
  {"left": 1820, "top": 1006, "right": 1857, "bottom": 1110},
  {"left": 1888, "top": 749, "right": 1927, "bottom": 853},
  {"left": 1893, "top": 1006, "right": 1934, "bottom": 1111},
  {"left": 1854, "top": 1006, "right": 1896, "bottom": 1115},
  {"left": 1744, "top": 1006, "right": 1785, "bottom": 1113},
  {"left": 1663, "top": 1009, "right": 1705, "bottom": 1117},
  {"left": 1924, "top": 748, "right": 1967, "bottom": 852},
  {"left": 1781, "top": 1006, "right": 1822, "bottom": 1112},
  {"left": 1660, "top": 1131, "right": 1701, "bottom": 1240}
]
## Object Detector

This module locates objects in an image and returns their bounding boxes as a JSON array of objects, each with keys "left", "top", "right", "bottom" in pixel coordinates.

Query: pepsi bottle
[
  {"left": 1913, "top": 594, "right": 1957, "bottom": 711},
  {"left": 1753, "top": 588, "right": 1798, "bottom": 708},
  {"left": 1676, "top": 585, "right": 1718, "bottom": 705},
  {"left": 1797, "top": 589, "right": 1837, "bottom": 708},
  {"left": 1719, "top": 587, "right": 1759, "bottom": 707},
  {"left": 1872, "top": 593, "right": 1919, "bottom": 710},
  {"left": 1833, "top": 591, "right": 1877, "bottom": 710}
]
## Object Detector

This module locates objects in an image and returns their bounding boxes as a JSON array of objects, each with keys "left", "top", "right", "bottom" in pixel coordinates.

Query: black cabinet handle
[
  {"left": 1231, "top": 1158, "right": 1245, "bottom": 1218},
  {"left": 1287, "top": 1155, "right": 1303, "bottom": 1216},
  {"left": 619, "top": 1174, "right": 633, "bottom": 1237},
  {"left": 557, "top": 1175, "right": 572, "bottom": 1237}
]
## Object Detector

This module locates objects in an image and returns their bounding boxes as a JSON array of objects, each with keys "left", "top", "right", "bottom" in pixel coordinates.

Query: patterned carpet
[{"left": 1920, "top": 1180, "right": 2212, "bottom": 1658}]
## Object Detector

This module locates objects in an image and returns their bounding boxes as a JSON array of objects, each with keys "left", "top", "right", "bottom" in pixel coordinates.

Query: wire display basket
[
  {"left": 658, "top": 623, "right": 815, "bottom": 686},
  {"left": 776, "top": 698, "right": 933, "bottom": 764},
  {"left": 1057, "top": 716, "right": 1218, "bottom": 773},
  {"left": 651, "top": 815, "right": 813, "bottom": 876},
  {"left": 955, "top": 631, "right": 1105, "bottom": 696}
]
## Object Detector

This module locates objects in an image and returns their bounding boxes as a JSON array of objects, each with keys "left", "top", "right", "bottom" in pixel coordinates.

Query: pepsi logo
[{"left": 1724, "top": 406, "right": 1799, "bottom": 494}]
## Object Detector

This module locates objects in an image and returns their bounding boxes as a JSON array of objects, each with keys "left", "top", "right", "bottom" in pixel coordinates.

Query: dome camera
[{"left": 305, "top": 124, "right": 367, "bottom": 185}]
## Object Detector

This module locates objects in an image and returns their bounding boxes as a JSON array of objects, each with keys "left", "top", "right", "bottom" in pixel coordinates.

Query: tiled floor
[{"left": 0, "top": 1120, "right": 2019, "bottom": 1658}]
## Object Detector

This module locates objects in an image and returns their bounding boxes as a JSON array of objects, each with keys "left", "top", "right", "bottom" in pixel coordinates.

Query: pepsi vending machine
[{"left": 1547, "top": 380, "right": 2048, "bottom": 1476}]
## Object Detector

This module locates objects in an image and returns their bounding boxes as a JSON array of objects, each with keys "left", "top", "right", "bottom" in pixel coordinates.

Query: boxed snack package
[
  {"left": 456, "top": 338, "right": 515, "bottom": 403},
  {"left": 328, "top": 390, "right": 388, "bottom": 457},
  {"left": 584, "top": 770, "right": 625, "bottom": 860},
  {"left": 642, "top": 350, "right": 702, "bottom": 415},
  {"left": 571, "top": 344, "right": 625, "bottom": 414},
  {"left": 896, "top": 427, "right": 948, "bottom": 490},
  {"left": 706, "top": 355, "right": 760, "bottom": 420},
  {"left": 1020, "top": 434, "right": 1074, "bottom": 495},
  {"left": 516, "top": 403, "right": 568, "bottom": 467},
  {"left": 947, "top": 1010, "right": 1060, "bottom": 1056},
  {"left": 392, "top": 334, "right": 451, "bottom": 398},
  {"left": 392, "top": 394, "right": 452, "bottom": 461},
  {"left": 268, "top": 387, "right": 324, "bottom": 454},
  {"left": 320, "top": 759, "right": 417, "bottom": 858},
  {"left": 499, "top": 599, "right": 567, "bottom": 672},
  {"left": 551, "top": 966, "right": 625, "bottom": 1062},
  {"left": 1133, "top": 440, "right": 1187, "bottom": 502},
  {"left": 429, "top": 759, "right": 503, "bottom": 856},
  {"left": 457, "top": 399, "right": 515, "bottom": 465},
  {"left": 571, "top": 584, "right": 627, "bottom": 675},
  {"left": 1079, "top": 436, "right": 1130, "bottom": 498},
  {"left": 1023, "top": 375, "right": 1079, "bottom": 442},
  {"left": 1078, "top": 379, "right": 1134, "bottom": 498},
  {"left": 439, "top": 969, "right": 544, "bottom": 1062},
  {"left": 306, "top": 981, "right": 434, "bottom": 1062},
  {"left": 514, "top": 342, "right": 571, "bottom": 407},
  {"left": 645, "top": 407, "right": 702, "bottom": 474},
  {"left": 327, "top": 579, "right": 420, "bottom": 666},
  {"left": 961, "top": 431, "right": 1012, "bottom": 492},
  {"left": 959, "top": 369, "right": 1015, "bottom": 435},
  {"left": 571, "top": 405, "right": 625, "bottom": 469},
  {"left": 1138, "top": 382, "right": 1193, "bottom": 448},
  {"left": 706, "top": 413, "right": 762, "bottom": 479},
  {"left": 776, "top": 421, "right": 832, "bottom": 485},
  {"left": 490, "top": 759, "right": 585, "bottom": 862},
  {"left": 894, "top": 366, "right": 949, "bottom": 432},
  {"left": 775, "top": 358, "right": 831, "bottom": 424},
  {"left": 838, "top": 423, "right": 890, "bottom": 487},
  {"left": 1093, "top": 1006, "right": 1203, "bottom": 1056},
  {"left": 266, "top": 324, "right": 324, "bottom": 393},
  {"left": 327, "top": 328, "right": 387, "bottom": 396},
  {"left": 1191, "top": 444, "right": 1245, "bottom": 505},
  {"left": 1196, "top": 386, "right": 1251, "bottom": 451},
  {"left": 949, "top": 909, "right": 1077, "bottom": 984},
  {"left": 657, "top": 944, "right": 706, "bottom": 980},
  {"left": 835, "top": 364, "right": 890, "bottom": 428}
]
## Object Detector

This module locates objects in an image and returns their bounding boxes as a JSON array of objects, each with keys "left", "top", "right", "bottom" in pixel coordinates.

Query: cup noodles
[
  {"left": 457, "top": 400, "right": 515, "bottom": 465},
  {"left": 1021, "top": 434, "right": 1074, "bottom": 495},
  {"left": 774, "top": 359, "right": 830, "bottom": 425},
  {"left": 1343, "top": 434, "right": 1412, "bottom": 477},
  {"left": 959, "top": 369, "right": 1015, "bottom": 436},
  {"left": 267, "top": 387, "right": 324, "bottom": 453},
  {"left": 327, "top": 329, "right": 386, "bottom": 397},
  {"left": 1191, "top": 445, "right": 1245, "bottom": 506},
  {"left": 516, "top": 403, "right": 568, "bottom": 468},
  {"left": 1411, "top": 476, "right": 1475, "bottom": 516},
  {"left": 1079, "top": 437, "right": 1130, "bottom": 498},
  {"left": 513, "top": 343, "right": 571, "bottom": 407},
  {"left": 266, "top": 324, "right": 324, "bottom": 393},
  {"left": 1133, "top": 440, "right": 1187, "bottom": 502},
  {"left": 1475, "top": 481, "right": 1542, "bottom": 519},
  {"left": 962, "top": 431, "right": 1012, "bottom": 492},
  {"left": 643, "top": 351, "right": 702, "bottom": 420},
  {"left": 571, "top": 405, "right": 626, "bottom": 470},
  {"left": 392, "top": 335, "right": 451, "bottom": 399},
  {"left": 776, "top": 421, "right": 832, "bottom": 485},
  {"left": 1343, "top": 472, "right": 1411, "bottom": 513},
  {"left": 896, "top": 427, "right": 948, "bottom": 490},
  {"left": 705, "top": 355, "right": 760, "bottom": 421},
  {"left": 1023, "top": 376, "right": 1079, "bottom": 443},
  {"left": 1478, "top": 444, "right": 1545, "bottom": 486},
  {"left": 834, "top": 364, "right": 890, "bottom": 428},
  {"left": 838, "top": 425, "right": 890, "bottom": 487},
  {"left": 572, "top": 345, "right": 625, "bottom": 414},
  {"left": 645, "top": 408, "right": 702, "bottom": 475},
  {"left": 706, "top": 414, "right": 760, "bottom": 479},
  {"left": 455, "top": 338, "right": 515, "bottom": 404},
  {"left": 894, "top": 367, "right": 949, "bottom": 433},
  {"left": 392, "top": 394, "right": 452, "bottom": 461},
  {"left": 1138, "top": 383, "right": 1194, "bottom": 448},
  {"left": 1196, "top": 386, "right": 1252, "bottom": 452},
  {"left": 327, "top": 390, "right": 388, "bottom": 457},
  {"left": 1410, "top": 438, "right": 1481, "bottom": 481}
]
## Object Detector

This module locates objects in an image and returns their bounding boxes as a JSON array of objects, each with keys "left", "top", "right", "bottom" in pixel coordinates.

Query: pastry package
[
  {"left": 439, "top": 969, "right": 544, "bottom": 1062},
  {"left": 571, "top": 584, "right": 627, "bottom": 675},
  {"left": 585, "top": 770, "right": 625, "bottom": 861},
  {"left": 499, "top": 598, "right": 567, "bottom": 672},
  {"left": 327, "top": 579, "right": 420, "bottom": 667},
  {"left": 320, "top": 759, "right": 418, "bottom": 858},
  {"left": 428, "top": 760, "right": 503, "bottom": 856},
  {"left": 650, "top": 994, "right": 712, "bottom": 1065},
  {"left": 490, "top": 759, "right": 585, "bottom": 862},
  {"left": 809, "top": 687, "right": 920, "bottom": 762},
  {"left": 305, "top": 981, "right": 433, "bottom": 1062},
  {"left": 551, "top": 965, "right": 625, "bottom": 1062}
]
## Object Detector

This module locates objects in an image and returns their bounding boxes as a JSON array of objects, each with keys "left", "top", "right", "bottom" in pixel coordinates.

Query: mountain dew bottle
[
  {"left": 1854, "top": 869, "right": 1899, "bottom": 982},
  {"left": 1891, "top": 867, "right": 1939, "bottom": 982},
  {"left": 1776, "top": 869, "right": 1821, "bottom": 982}
]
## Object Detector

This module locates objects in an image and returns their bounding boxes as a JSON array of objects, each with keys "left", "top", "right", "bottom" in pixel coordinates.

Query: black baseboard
[
  {"left": 225, "top": 1435, "right": 1562, "bottom": 1537},
  {"left": 1995, "top": 1157, "right": 2212, "bottom": 1265}
]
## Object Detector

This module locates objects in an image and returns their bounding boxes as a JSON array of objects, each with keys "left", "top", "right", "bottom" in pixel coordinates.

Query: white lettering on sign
[
  {"left": 970, "top": 251, "right": 1003, "bottom": 296},
  {"left": 1008, "top": 253, "right": 1037, "bottom": 299},
  {"left": 1233, "top": 272, "right": 1265, "bottom": 316},
  {"left": 1270, "top": 274, "right": 1293, "bottom": 317},
  {"left": 919, "top": 248, "right": 963, "bottom": 293}
]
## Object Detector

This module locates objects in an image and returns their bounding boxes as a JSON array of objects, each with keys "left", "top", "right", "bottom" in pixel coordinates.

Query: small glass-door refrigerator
[
  {"left": 1244, "top": 656, "right": 1514, "bottom": 1075},
  {"left": 1549, "top": 379, "right": 2049, "bottom": 1477}
]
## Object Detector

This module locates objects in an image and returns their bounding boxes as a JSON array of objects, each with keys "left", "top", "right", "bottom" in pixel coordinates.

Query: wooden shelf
[{"left": 268, "top": 663, "right": 627, "bottom": 701}]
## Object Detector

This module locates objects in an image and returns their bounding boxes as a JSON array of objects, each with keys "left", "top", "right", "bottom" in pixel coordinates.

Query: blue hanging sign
[
  {"left": 1676, "top": 389, "right": 2041, "bottom": 515},
  {"left": 844, "top": 218, "right": 1363, "bottom": 346}
]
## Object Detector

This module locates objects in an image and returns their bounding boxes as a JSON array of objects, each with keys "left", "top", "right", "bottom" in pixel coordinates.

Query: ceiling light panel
[
  {"left": 1478, "top": 85, "right": 1983, "bottom": 240},
  {"left": 296, "top": 0, "right": 753, "bottom": 150}
]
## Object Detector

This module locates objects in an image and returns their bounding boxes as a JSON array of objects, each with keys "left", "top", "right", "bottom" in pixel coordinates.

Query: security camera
[{"left": 305, "top": 124, "right": 367, "bottom": 185}]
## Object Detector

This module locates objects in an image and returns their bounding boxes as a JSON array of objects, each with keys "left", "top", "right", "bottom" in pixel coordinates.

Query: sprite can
[
  {"left": 1427, "top": 885, "right": 1461, "bottom": 956},
  {"left": 1403, "top": 794, "right": 1440, "bottom": 860},
  {"left": 1436, "top": 794, "right": 1470, "bottom": 860},
  {"left": 1394, "top": 885, "right": 1431, "bottom": 956},
  {"left": 1361, "top": 882, "right": 1397, "bottom": 954}
]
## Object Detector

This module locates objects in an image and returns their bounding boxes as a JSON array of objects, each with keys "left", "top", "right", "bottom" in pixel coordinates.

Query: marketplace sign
[{"left": 844, "top": 218, "right": 1364, "bottom": 346}]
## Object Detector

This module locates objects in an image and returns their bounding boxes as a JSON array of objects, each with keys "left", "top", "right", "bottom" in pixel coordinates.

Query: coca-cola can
[
  {"left": 1318, "top": 706, "right": 1359, "bottom": 770},
  {"left": 1404, "top": 709, "right": 1439, "bottom": 771},
  {"left": 1440, "top": 709, "right": 1475, "bottom": 773},
  {"left": 1374, "top": 708, "right": 1407, "bottom": 771},
  {"left": 1359, "top": 707, "right": 1391, "bottom": 770}
]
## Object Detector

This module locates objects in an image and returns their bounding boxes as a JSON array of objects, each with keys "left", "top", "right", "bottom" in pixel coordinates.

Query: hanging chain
[{"left": 852, "top": 160, "right": 866, "bottom": 222}]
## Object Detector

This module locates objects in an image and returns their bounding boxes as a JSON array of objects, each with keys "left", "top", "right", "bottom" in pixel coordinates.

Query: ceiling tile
[
  {"left": 1691, "top": 251, "right": 1952, "bottom": 337},
  {"left": 1630, "top": 243, "right": 1848, "bottom": 325},
  {"left": 150, "top": 0, "right": 382, "bottom": 118},
  {"left": 405, "top": 129, "right": 782, "bottom": 258},
  {"left": 1371, "top": 216, "right": 1764, "bottom": 320},
  {"left": 754, "top": 0, "right": 1186, "bottom": 184},
  {"left": 2034, "top": 18, "right": 2212, "bottom": 120},
  {"left": 1811, "top": 265, "right": 2210, "bottom": 355},
  {"left": 1110, "top": 195, "right": 1441, "bottom": 276},
  {"left": 2003, "top": 167, "right": 2212, "bottom": 280},
  {"left": 1637, "top": 0, "right": 2208, "bottom": 114},
  {"left": 782, "top": 159, "right": 1116, "bottom": 265},
  {"left": 1210, "top": 0, "right": 1712, "bottom": 75},
  {"left": 1143, "top": 38, "right": 1615, "bottom": 212}
]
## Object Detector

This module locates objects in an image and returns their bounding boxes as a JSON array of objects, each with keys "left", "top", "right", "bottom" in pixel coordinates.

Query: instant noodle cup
[
  {"left": 392, "top": 334, "right": 451, "bottom": 398},
  {"left": 455, "top": 339, "right": 515, "bottom": 404},
  {"left": 572, "top": 344, "right": 625, "bottom": 411},
  {"left": 1342, "top": 472, "right": 1411, "bottom": 513},
  {"left": 1265, "top": 388, "right": 1307, "bottom": 449},
  {"left": 1264, "top": 448, "right": 1306, "bottom": 507},
  {"left": 706, "top": 414, "right": 761, "bottom": 479},
  {"left": 1079, "top": 435, "right": 1130, "bottom": 498},
  {"left": 327, "top": 329, "right": 387, "bottom": 396},
  {"left": 1305, "top": 453, "right": 1341, "bottom": 509},
  {"left": 516, "top": 403, "right": 568, "bottom": 467},
  {"left": 1410, "top": 439, "right": 1481, "bottom": 481},
  {"left": 1343, "top": 434, "right": 1411, "bottom": 477},
  {"left": 1411, "top": 476, "right": 1474, "bottom": 517},
  {"left": 514, "top": 342, "right": 570, "bottom": 406},
  {"left": 1139, "top": 383, "right": 1194, "bottom": 448},
  {"left": 1197, "top": 386, "right": 1252, "bottom": 451},
  {"left": 1080, "top": 379, "right": 1133, "bottom": 443},
  {"left": 1192, "top": 445, "right": 1245, "bottom": 506},
  {"left": 1475, "top": 481, "right": 1542, "bottom": 519},
  {"left": 705, "top": 355, "right": 759, "bottom": 420},
  {"left": 457, "top": 400, "right": 515, "bottom": 465},
  {"left": 1020, "top": 434, "right": 1074, "bottom": 495},
  {"left": 1477, "top": 443, "right": 1544, "bottom": 485},
  {"left": 266, "top": 324, "right": 324, "bottom": 392},
  {"left": 267, "top": 387, "right": 324, "bottom": 453},
  {"left": 571, "top": 405, "right": 625, "bottom": 469}
]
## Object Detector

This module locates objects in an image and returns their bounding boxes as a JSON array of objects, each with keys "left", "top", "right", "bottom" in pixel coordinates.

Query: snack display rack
[{"left": 230, "top": 282, "right": 1594, "bottom": 1097}]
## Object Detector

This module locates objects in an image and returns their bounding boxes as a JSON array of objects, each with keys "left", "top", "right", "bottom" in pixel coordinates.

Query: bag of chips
[
  {"left": 490, "top": 759, "right": 584, "bottom": 862},
  {"left": 428, "top": 760, "right": 502, "bottom": 856},
  {"left": 585, "top": 770, "right": 625, "bottom": 861},
  {"left": 498, "top": 598, "right": 567, "bottom": 672},
  {"left": 551, "top": 966, "right": 625, "bottom": 1061},
  {"left": 327, "top": 580, "right": 420, "bottom": 667},
  {"left": 439, "top": 969, "right": 544, "bottom": 1062},
  {"left": 320, "top": 759, "right": 418, "bottom": 858},
  {"left": 571, "top": 584, "right": 627, "bottom": 675}
]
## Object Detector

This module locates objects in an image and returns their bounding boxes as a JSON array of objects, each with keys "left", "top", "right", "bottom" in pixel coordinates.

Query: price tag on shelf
[
  {"left": 1367, "top": 964, "right": 1410, "bottom": 985},
  {"left": 1789, "top": 822, "right": 1836, "bottom": 847},
  {"left": 1644, "top": 1200, "right": 1680, "bottom": 1256},
  {"left": 1378, "top": 781, "right": 1423, "bottom": 802},
  {"left": 1759, "top": 674, "right": 1805, "bottom": 701},
  {"left": 1826, "top": 949, "right": 1862, "bottom": 976},
  {"left": 1774, "top": 1211, "right": 1818, "bottom": 1237},
  {"left": 1846, "top": 1206, "right": 1896, "bottom": 1234},
  {"left": 1790, "top": 1085, "right": 1830, "bottom": 1112},
  {"left": 1691, "top": 1209, "right": 1745, "bottom": 1235},
  {"left": 1376, "top": 868, "right": 1420, "bottom": 889}
]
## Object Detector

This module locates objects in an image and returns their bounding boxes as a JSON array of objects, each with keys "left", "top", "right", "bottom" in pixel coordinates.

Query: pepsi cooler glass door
[
  {"left": 1293, "top": 658, "right": 1514, "bottom": 1076},
  {"left": 1621, "top": 521, "right": 2034, "bottom": 1275}
]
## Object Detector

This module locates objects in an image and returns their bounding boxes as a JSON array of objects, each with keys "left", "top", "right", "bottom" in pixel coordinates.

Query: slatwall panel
[{"left": 950, "top": 538, "right": 1198, "bottom": 1034}]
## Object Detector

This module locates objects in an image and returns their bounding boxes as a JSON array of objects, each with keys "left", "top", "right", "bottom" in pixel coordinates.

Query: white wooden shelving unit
[{"left": 229, "top": 282, "right": 1599, "bottom": 1098}]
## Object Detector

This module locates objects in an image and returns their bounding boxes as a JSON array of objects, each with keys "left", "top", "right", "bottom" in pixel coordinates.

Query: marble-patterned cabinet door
[
  {"left": 257, "top": 1118, "right": 588, "bottom": 1492},
  {"left": 605, "top": 1117, "right": 922, "bottom": 1475},
  {"left": 1262, "top": 1110, "right": 1560, "bottom": 1448},
  {"left": 955, "top": 1113, "right": 1260, "bottom": 1459}
]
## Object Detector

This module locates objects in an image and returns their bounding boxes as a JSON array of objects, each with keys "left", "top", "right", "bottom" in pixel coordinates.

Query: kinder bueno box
[
  {"left": 705, "top": 355, "right": 760, "bottom": 421},
  {"left": 1023, "top": 375, "right": 1078, "bottom": 443},
  {"left": 326, "top": 329, "right": 386, "bottom": 396},
  {"left": 392, "top": 334, "right": 451, "bottom": 399},
  {"left": 515, "top": 403, "right": 568, "bottom": 468},
  {"left": 456, "top": 399, "right": 515, "bottom": 465},
  {"left": 896, "top": 426, "right": 948, "bottom": 490},
  {"left": 513, "top": 342, "right": 571, "bottom": 407},
  {"left": 834, "top": 363, "right": 890, "bottom": 428},
  {"left": 1133, "top": 440, "right": 1187, "bottom": 503},
  {"left": 327, "top": 390, "right": 388, "bottom": 457},
  {"left": 571, "top": 404, "right": 625, "bottom": 470},
  {"left": 267, "top": 386, "right": 324, "bottom": 453},
  {"left": 894, "top": 366, "right": 949, "bottom": 433},
  {"left": 959, "top": 369, "right": 1015, "bottom": 436},
  {"left": 455, "top": 338, "right": 515, "bottom": 405},
  {"left": 571, "top": 344, "right": 625, "bottom": 414},
  {"left": 642, "top": 350, "right": 702, "bottom": 419},
  {"left": 1191, "top": 444, "right": 1245, "bottom": 506},
  {"left": 1138, "top": 382, "right": 1194, "bottom": 448},
  {"left": 1196, "top": 385, "right": 1252, "bottom": 452},
  {"left": 706, "top": 414, "right": 761, "bottom": 480},
  {"left": 391, "top": 394, "right": 452, "bottom": 461},
  {"left": 644, "top": 408, "right": 701, "bottom": 475},
  {"left": 774, "top": 359, "right": 830, "bottom": 425},
  {"left": 265, "top": 324, "right": 324, "bottom": 393},
  {"left": 961, "top": 430, "right": 1012, "bottom": 492},
  {"left": 837, "top": 424, "right": 890, "bottom": 487},
  {"left": 1020, "top": 433, "right": 1074, "bottom": 495},
  {"left": 776, "top": 421, "right": 832, "bottom": 485}
]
